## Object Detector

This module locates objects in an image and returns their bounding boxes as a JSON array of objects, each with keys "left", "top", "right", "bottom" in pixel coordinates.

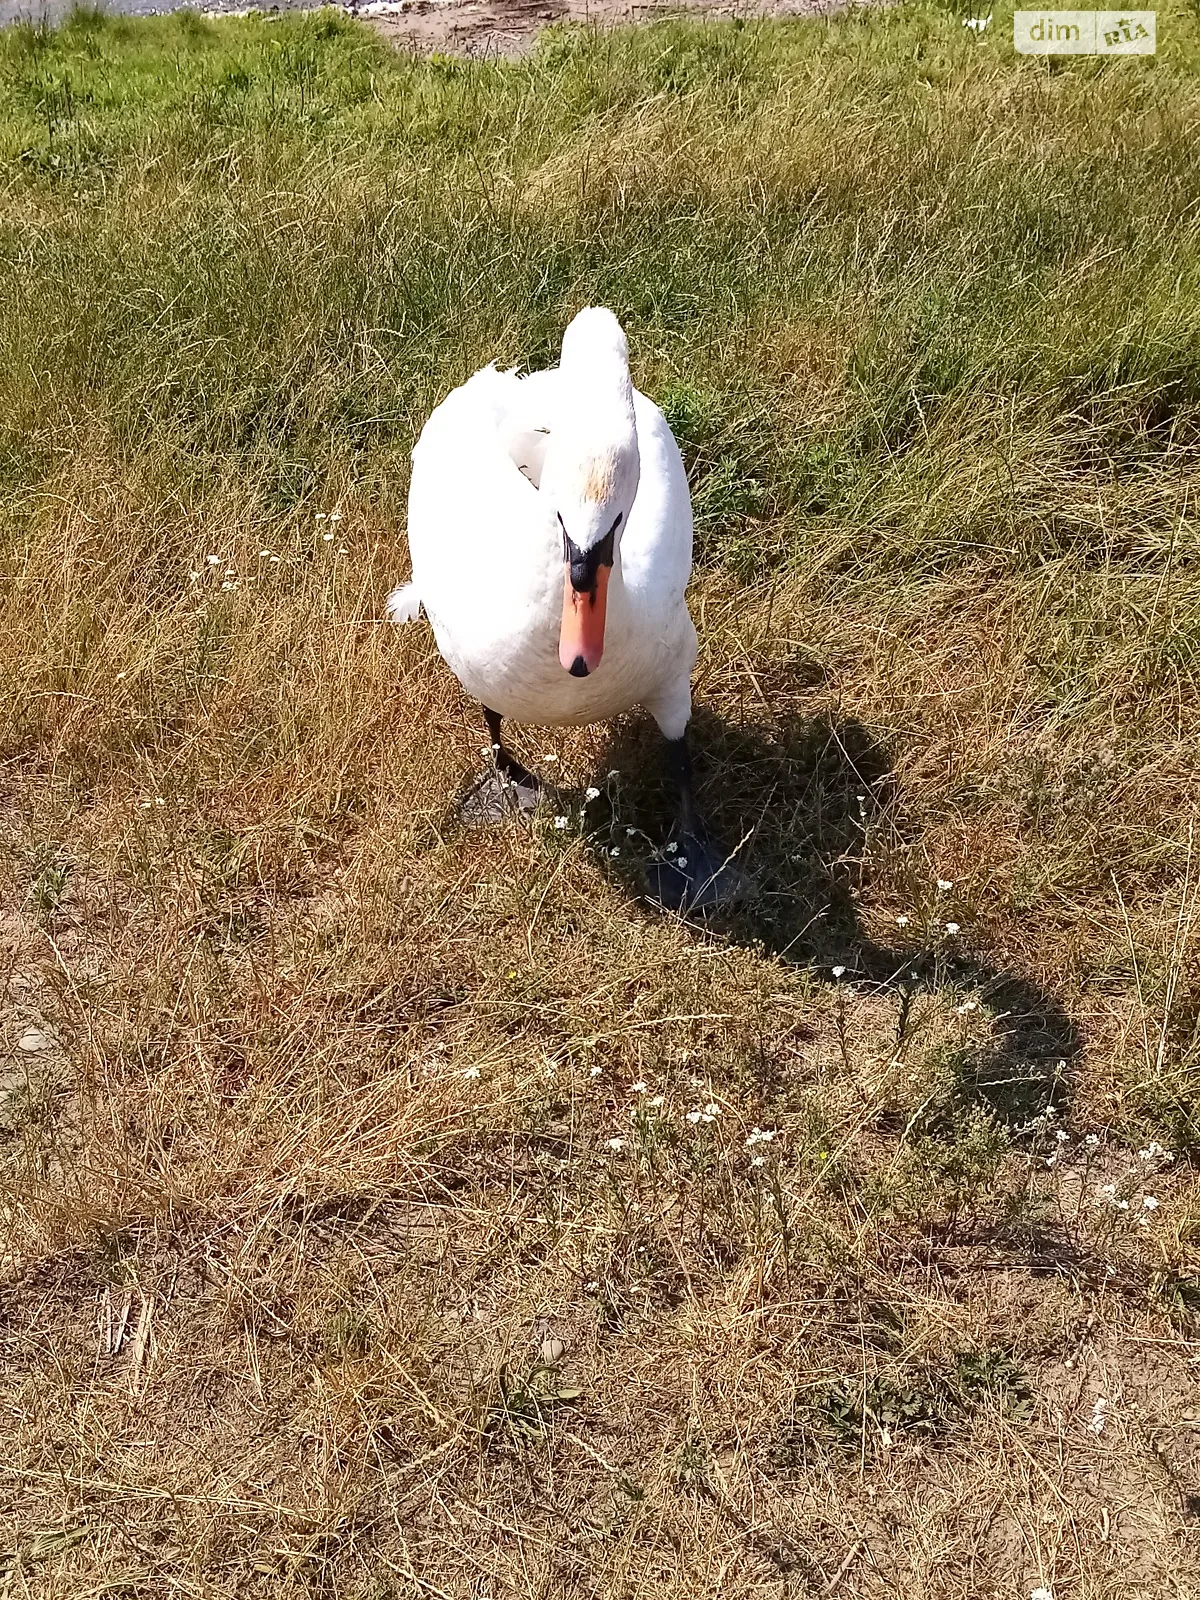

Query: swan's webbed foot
[
  {"left": 460, "top": 766, "right": 542, "bottom": 825},
  {"left": 648, "top": 730, "right": 751, "bottom": 912},
  {"left": 460, "top": 706, "right": 542, "bottom": 825},
  {"left": 647, "top": 826, "right": 750, "bottom": 912}
]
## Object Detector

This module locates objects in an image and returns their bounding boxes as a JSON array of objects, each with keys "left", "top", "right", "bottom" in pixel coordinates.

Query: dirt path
[
  {"left": 0, "top": 0, "right": 861, "bottom": 57},
  {"left": 361, "top": 0, "right": 856, "bottom": 60}
]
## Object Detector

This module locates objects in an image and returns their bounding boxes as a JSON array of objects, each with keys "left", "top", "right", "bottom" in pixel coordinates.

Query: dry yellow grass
[{"left": 5, "top": 473, "right": 1200, "bottom": 1594}]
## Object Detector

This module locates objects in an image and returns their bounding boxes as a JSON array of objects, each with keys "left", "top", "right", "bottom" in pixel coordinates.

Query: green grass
[{"left": 2, "top": 5, "right": 1200, "bottom": 1596}]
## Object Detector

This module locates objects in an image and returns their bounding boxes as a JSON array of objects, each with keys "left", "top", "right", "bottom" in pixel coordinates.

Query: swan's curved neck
[
  {"left": 558, "top": 309, "right": 637, "bottom": 434},
  {"left": 560, "top": 356, "right": 635, "bottom": 438}
]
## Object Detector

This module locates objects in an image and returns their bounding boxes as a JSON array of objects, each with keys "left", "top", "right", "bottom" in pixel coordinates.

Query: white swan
[{"left": 388, "top": 307, "right": 737, "bottom": 907}]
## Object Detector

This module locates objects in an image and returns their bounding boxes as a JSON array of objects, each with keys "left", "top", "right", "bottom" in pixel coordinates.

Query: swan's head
[{"left": 542, "top": 308, "right": 640, "bottom": 678}]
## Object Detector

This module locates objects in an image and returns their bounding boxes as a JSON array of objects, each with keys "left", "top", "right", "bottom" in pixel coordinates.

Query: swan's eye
[{"left": 593, "top": 516, "right": 620, "bottom": 568}]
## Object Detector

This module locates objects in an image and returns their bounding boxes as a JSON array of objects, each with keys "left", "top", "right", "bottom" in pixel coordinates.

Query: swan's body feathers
[{"left": 386, "top": 582, "right": 422, "bottom": 624}]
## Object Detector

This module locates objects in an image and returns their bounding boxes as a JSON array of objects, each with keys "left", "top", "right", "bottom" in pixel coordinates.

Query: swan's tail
[{"left": 385, "top": 583, "right": 422, "bottom": 624}]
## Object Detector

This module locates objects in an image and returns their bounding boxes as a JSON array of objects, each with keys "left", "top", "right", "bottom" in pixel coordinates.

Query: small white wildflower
[
  {"left": 686, "top": 1110, "right": 703, "bottom": 1125},
  {"left": 666, "top": 841, "right": 678, "bottom": 854},
  {"left": 329, "top": 509, "right": 342, "bottom": 524},
  {"left": 153, "top": 797, "right": 165, "bottom": 807},
  {"left": 205, "top": 554, "right": 221, "bottom": 565},
  {"left": 1031, "top": 1588, "right": 1054, "bottom": 1600},
  {"left": 955, "top": 999, "right": 978, "bottom": 1016},
  {"left": 258, "top": 550, "right": 272, "bottom": 558},
  {"left": 1116, "top": 1199, "right": 1129, "bottom": 1210},
  {"left": 1098, "top": 1183, "right": 1116, "bottom": 1199},
  {"left": 462, "top": 1066, "right": 481, "bottom": 1080},
  {"left": 188, "top": 571, "right": 200, "bottom": 581},
  {"left": 543, "top": 753, "right": 558, "bottom": 764},
  {"left": 703, "top": 1103, "right": 720, "bottom": 1117},
  {"left": 115, "top": 671, "right": 126, "bottom": 680},
  {"left": 585, "top": 1280, "right": 599, "bottom": 1291},
  {"left": 625, "top": 826, "right": 636, "bottom": 836},
  {"left": 895, "top": 914, "right": 910, "bottom": 927},
  {"left": 649, "top": 1095, "right": 665, "bottom": 1108},
  {"left": 607, "top": 1137, "right": 626, "bottom": 1152},
  {"left": 1142, "top": 1194, "right": 1159, "bottom": 1210},
  {"left": 610, "top": 847, "right": 621, "bottom": 858},
  {"left": 322, "top": 532, "right": 334, "bottom": 542},
  {"left": 832, "top": 965, "right": 846, "bottom": 978},
  {"left": 1045, "top": 1155, "right": 1057, "bottom": 1169},
  {"left": 750, "top": 1155, "right": 766, "bottom": 1167},
  {"left": 937, "top": 879, "right": 954, "bottom": 892},
  {"left": 676, "top": 856, "right": 688, "bottom": 869},
  {"left": 1085, "top": 1133, "right": 1100, "bottom": 1147},
  {"left": 944, "top": 922, "right": 960, "bottom": 936},
  {"left": 336, "top": 545, "right": 347, "bottom": 555},
  {"left": 584, "top": 786, "right": 600, "bottom": 802},
  {"left": 1055, "top": 1129, "right": 1069, "bottom": 1143},
  {"left": 1085, "top": 1397, "right": 1108, "bottom": 1436},
  {"left": 589, "top": 1067, "right": 602, "bottom": 1079},
  {"left": 221, "top": 581, "right": 236, "bottom": 591},
  {"left": 269, "top": 555, "right": 280, "bottom": 564},
  {"left": 631, "top": 1081, "right": 648, "bottom": 1094},
  {"left": 553, "top": 816, "right": 569, "bottom": 830}
]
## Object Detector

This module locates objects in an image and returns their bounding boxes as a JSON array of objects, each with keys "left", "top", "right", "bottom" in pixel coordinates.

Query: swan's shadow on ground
[{"left": 590, "top": 707, "right": 1081, "bottom": 1130}]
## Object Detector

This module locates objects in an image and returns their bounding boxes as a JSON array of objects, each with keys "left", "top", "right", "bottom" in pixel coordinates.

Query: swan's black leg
[
  {"left": 664, "top": 734, "right": 700, "bottom": 836},
  {"left": 461, "top": 708, "right": 542, "bottom": 823},
  {"left": 648, "top": 726, "right": 748, "bottom": 911},
  {"left": 484, "top": 708, "right": 540, "bottom": 792}
]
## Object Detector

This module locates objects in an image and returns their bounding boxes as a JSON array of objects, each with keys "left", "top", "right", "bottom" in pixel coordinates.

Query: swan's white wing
[
  {"left": 409, "top": 365, "right": 547, "bottom": 578},
  {"left": 406, "top": 365, "right": 563, "bottom": 698},
  {"left": 508, "top": 427, "right": 551, "bottom": 489}
]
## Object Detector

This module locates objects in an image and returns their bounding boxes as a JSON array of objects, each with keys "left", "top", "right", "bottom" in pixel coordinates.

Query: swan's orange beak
[{"left": 559, "top": 564, "right": 610, "bottom": 677}]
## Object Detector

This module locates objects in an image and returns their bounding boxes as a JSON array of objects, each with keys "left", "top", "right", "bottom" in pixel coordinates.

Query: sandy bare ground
[
  {"left": 0, "top": 0, "right": 867, "bottom": 56},
  {"left": 361, "top": 0, "right": 861, "bottom": 60}
]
